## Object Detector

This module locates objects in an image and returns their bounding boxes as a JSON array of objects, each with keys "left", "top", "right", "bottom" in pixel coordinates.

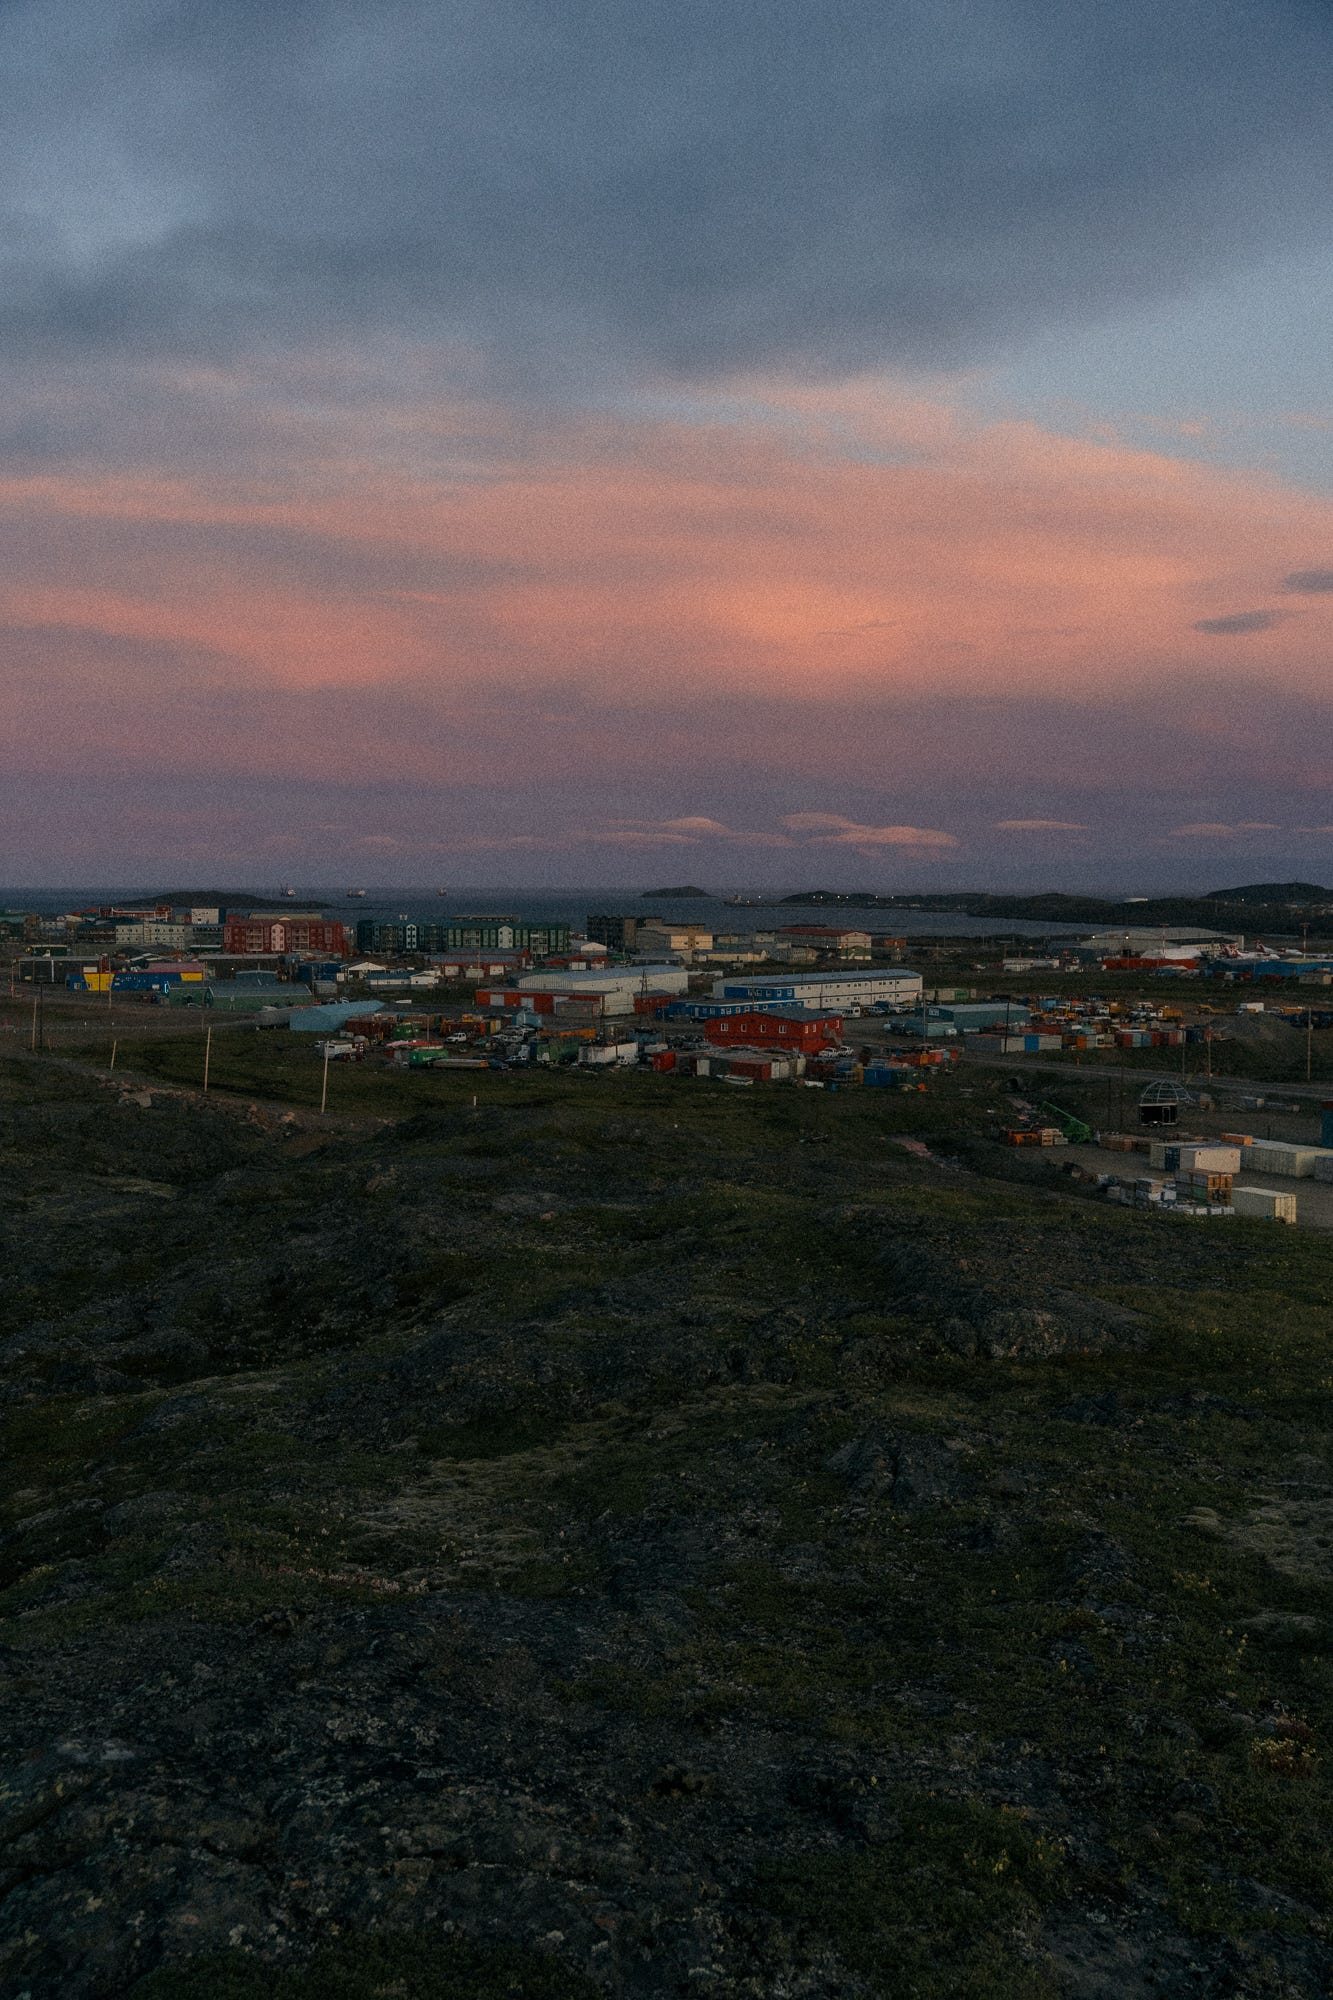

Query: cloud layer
[
  {"left": 4, "top": 364, "right": 1333, "bottom": 885},
  {"left": 5, "top": 4, "right": 1333, "bottom": 889},
  {"left": 1192, "top": 610, "right": 1284, "bottom": 635},
  {"left": 3, "top": 3, "right": 1332, "bottom": 384}
]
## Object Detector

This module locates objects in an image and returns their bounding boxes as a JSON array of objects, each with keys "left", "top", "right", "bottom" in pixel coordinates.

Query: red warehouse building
[
  {"left": 222, "top": 916, "right": 349, "bottom": 955},
  {"left": 703, "top": 1008, "right": 842, "bottom": 1054}
]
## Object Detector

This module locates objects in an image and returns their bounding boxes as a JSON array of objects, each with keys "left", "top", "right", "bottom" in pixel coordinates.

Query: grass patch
[
  {"left": 756, "top": 1791, "right": 1064, "bottom": 1997},
  {"left": 130, "top": 1932, "right": 599, "bottom": 1999}
]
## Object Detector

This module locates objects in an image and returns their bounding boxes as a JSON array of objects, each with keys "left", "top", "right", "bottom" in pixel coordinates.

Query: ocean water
[{"left": 2, "top": 885, "right": 1089, "bottom": 941}]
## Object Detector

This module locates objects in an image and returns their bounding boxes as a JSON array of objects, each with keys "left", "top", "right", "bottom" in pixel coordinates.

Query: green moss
[
  {"left": 129, "top": 1931, "right": 599, "bottom": 1999},
  {"left": 756, "top": 1792, "right": 1064, "bottom": 1997}
]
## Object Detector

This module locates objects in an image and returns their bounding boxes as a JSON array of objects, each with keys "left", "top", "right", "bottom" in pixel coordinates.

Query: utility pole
[
  {"left": 1307, "top": 1004, "right": 1314, "bottom": 1084},
  {"left": 320, "top": 1044, "right": 330, "bottom": 1116},
  {"left": 203, "top": 1025, "right": 212, "bottom": 1093},
  {"left": 109, "top": 1039, "right": 117, "bottom": 1072}
]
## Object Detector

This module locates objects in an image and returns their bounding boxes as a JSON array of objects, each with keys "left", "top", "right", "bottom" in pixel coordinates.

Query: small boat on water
[{"left": 347, "top": 888, "right": 367, "bottom": 899}]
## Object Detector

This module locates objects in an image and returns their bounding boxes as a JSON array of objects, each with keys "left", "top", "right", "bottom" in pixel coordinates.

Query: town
[{"left": 9, "top": 894, "right": 1333, "bottom": 1228}]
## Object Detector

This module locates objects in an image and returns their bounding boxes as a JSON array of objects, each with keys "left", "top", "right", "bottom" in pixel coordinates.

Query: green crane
[{"left": 1038, "top": 1100, "right": 1093, "bottom": 1144}]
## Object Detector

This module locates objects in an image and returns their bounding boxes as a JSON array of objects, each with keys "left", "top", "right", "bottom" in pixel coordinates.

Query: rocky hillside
[{"left": 2, "top": 1052, "right": 1331, "bottom": 1996}]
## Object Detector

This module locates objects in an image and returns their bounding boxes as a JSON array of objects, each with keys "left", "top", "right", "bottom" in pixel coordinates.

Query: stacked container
[
  {"left": 1244, "top": 1143, "right": 1333, "bottom": 1179},
  {"left": 1232, "top": 1187, "right": 1298, "bottom": 1223}
]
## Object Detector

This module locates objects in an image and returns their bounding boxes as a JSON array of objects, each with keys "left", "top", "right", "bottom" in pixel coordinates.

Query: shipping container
[
  {"left": 1244, "top": 1144, "right": 1332, "bottom": 1179},
  {"left": 1177, "top": 1145, "right": 1242, "bottom": 1174},
  {"left": 864, "top": 1065, "right": 911, "bottom": 1088},
  {"left": 1174, "top": 1170, "right": 1233, "bottom": 1199},
  {"left": 1232, "top": 1186, "right": 1298, "bottom": 1223}
]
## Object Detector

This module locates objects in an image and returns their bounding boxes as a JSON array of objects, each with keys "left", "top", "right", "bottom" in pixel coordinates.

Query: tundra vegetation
[{"left": 1, "top": 1041, "right": 1331, "bottom": 1996}]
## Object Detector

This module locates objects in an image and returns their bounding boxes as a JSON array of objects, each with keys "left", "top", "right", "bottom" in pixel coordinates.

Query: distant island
[
  {"left": 1205, "top": 881, "right": 1330, "bottom": 904},
  {"left": 641, "top": 885, "right": 710, "bottom": 899},
  {"left": 778, "top": 882, "right": 1333, "bottom": 930}
]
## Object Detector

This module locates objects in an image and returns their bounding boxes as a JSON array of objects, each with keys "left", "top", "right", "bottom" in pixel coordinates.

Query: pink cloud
[
  {"left": 781, "top": 812, "right": 958, "bottom": 848},
  {"left": 994, "top": 818, "right": 1089, "bottom": 831},
  {"left": 6, "top": 362, "right": 1333, "bottom": 880},
  {"left": 1168, "top": 821, "right": 1281, "bottom": 837}
]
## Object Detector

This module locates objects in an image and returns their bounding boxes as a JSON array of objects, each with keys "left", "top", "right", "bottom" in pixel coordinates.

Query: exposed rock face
[
  {"left": 823, "top": 1431, "right": 972, "bottom": 1509},
  {"left": 875, "top": 1239, "right": 1147, "bottom": 1358}
]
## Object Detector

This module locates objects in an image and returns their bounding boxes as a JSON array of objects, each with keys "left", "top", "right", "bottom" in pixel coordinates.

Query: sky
[{"left": 3, "top": 0, "right": 1333, "bottom": 894}]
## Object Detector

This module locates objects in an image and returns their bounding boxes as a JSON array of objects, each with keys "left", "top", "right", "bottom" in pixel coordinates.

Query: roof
[
  {"left": 715, "top": 1005, "right": 841, "bottom": 1022},
  {"left": 1079, "top": 927, "right": 1242, "bottom": 947},
  {"left": 516, "top": 962, "right": 685, "bottom": 990},
  {"left": 725, "top": 966, "right": 918, "bottom": 989}
]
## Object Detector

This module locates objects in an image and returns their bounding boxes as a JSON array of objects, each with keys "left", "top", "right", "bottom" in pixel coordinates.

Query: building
[
  {"left": 584, "top": 913, "right": 642, "bottom": 953},
  {"left": 354, "top": 918, "right": 570, "bottom": 956},
  {"left": 755, "top": 940, "right": 819, "bottom": 964},
  {"left": 224, "top": 915, "right": 349, "bottom": 955},
  {"left": 110, "top": 960, "right": 208, "bottom": 991},
  {"left": 115, "top": 919, "right": 195, "bottom": 950},
  {"left": 637, "top": 919, "right": 713, "bottom": 954},
  {"left": 703, "top": 1008, "right": 843, "bottom": 1054},
  {"left": 1209, "top": 957, "right": 1333, "bottom": 982},
  {"left": 425, "top": 951, "right": 531, "bottom": 980},
  {"left": 775, "top": 925, "right": 872, "bottom": 957},
  {"left": 922, "top": 1001, "right": 1030, "bottom": 1030},
  {"left": 714, "top": 967, "right": 922, "bottom": 1009},
  {"left": 512, "top": 964, "right": 689, "bottom": 1013},
  {"left": 1076, "top": 927, "right": 1241, "bottom": 959}
]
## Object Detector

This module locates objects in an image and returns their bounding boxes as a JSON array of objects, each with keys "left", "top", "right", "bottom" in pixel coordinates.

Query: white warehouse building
[
  {"left": 713, "top": 967, "right": 923, "bottom": 1009},
  {"left": 515, "top": 963, "right": 690, "bottom": 1010}
]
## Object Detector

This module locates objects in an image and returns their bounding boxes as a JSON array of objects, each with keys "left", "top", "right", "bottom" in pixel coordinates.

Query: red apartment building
[
  {"left": 222, "top": 915, "right": 349, "bottom": 955},
  {"left": 703, "top": 1008, "right": 843, "bottom": 1054}
]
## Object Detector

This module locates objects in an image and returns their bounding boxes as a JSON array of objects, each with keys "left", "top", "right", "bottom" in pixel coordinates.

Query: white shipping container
[
  {"left": 1177, "top": 1145, "right": 1243, "bottom": 1174},
  {"left": 582, "top": 1041, "right": 641, "bottom": 1066},
  {"left": 1232, "top": 1186, "right": 1298, "bottom": 1223},
  {"left": 1244, "top": 1144, "right": 1298, "bottom": 1176}
]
